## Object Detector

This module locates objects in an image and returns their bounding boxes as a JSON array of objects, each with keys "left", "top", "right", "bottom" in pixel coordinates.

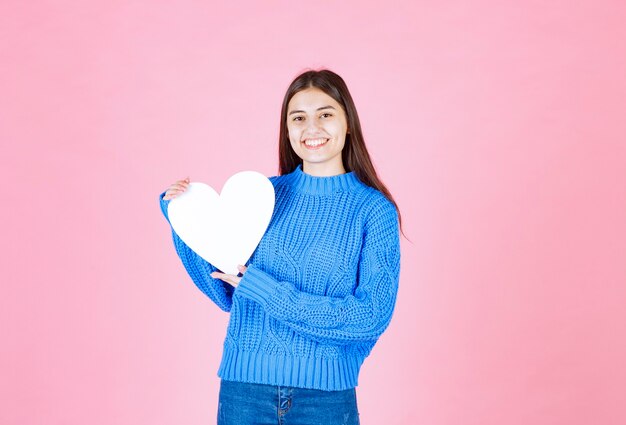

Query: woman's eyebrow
[{"left": 288, "top": 105, "right": 336, "bottom": 116}]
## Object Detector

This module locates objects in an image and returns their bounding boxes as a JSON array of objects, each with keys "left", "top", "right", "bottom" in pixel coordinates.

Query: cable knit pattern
[{"left": 158, "top": 164, "right": 401, "bottom": 390}]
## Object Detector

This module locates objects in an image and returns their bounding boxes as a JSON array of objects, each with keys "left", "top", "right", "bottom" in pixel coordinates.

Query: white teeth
[{"left": 304, "top": 138, "right": 329, "bottom": 146}]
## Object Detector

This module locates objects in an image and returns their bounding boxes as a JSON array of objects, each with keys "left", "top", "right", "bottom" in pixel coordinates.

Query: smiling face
[{"left": 286, "top": 87, "right": 350, "bottom": 176}]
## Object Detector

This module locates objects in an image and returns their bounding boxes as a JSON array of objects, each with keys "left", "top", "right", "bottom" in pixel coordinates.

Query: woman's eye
[{"left": 292, "top": 113, "right": 331, "bottom": 122}]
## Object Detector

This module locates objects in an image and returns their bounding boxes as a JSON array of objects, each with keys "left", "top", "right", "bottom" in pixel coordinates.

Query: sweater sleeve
[
  {"left": 159, "top": 190, "right": 234, "bottom": 312},
  {"left": 235, "top": 199, "right": 401, "bottom": 345}
]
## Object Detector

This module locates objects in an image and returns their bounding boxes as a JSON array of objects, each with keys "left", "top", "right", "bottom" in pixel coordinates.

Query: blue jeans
[{"left": 217, "top": 379, "right": 360, "bottom": 425}]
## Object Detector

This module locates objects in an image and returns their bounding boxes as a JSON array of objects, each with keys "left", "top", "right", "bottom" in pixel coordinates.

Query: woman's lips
[{"left": 302, "top": 138, "right": 329, "bottom": 150}]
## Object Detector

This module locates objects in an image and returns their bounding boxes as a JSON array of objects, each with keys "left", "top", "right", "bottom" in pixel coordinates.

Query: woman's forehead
[{"left": 288, "top": 88, "right": 339, "bottom": 110}]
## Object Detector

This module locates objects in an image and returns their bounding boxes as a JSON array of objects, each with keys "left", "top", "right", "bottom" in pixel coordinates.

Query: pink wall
[{"left": 2, "top": 1, "right": 625, "bottom": 424}]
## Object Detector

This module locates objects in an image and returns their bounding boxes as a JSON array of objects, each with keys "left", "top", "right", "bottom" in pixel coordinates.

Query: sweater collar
[{"left": 284, "top": 164, "right": 361, "bottom": 195}]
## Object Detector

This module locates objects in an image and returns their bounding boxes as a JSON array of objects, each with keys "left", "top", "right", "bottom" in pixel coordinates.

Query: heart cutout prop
[{"left": 167, "top": 171, "right": 275, "bottom": 275}]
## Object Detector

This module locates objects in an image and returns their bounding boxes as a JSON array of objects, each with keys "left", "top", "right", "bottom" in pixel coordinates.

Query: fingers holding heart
[{"left": 211, "top": 264, "right": 247, "bottom": 287}]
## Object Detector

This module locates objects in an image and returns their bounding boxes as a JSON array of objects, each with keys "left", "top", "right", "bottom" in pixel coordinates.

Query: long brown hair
[{"left": 278, "top": 68, "right": 408, "bottom": 240}]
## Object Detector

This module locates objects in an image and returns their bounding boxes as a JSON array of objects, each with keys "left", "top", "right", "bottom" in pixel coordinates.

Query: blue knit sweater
[{"left": 159, "top": 164, "right": 401, "bottom": 391}]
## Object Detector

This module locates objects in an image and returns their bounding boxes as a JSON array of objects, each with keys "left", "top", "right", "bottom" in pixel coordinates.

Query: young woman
[{"left": 159, "top": 69, "right": 404, "bottom": 425}]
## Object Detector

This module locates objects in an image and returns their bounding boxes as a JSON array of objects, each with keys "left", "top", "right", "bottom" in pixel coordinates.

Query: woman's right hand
[{"left": 163, "top": 176, "right": 190, "bottom": 200}]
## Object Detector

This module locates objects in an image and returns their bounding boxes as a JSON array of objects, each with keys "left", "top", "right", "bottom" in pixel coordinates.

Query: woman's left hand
[{"left": 211, "top": 264, "right": 247, "bottom": 287}]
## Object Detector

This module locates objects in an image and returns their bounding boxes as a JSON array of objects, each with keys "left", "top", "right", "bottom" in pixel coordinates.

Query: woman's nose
[{"left": 306, "top": 117, "right": 322, "bottom": 131}]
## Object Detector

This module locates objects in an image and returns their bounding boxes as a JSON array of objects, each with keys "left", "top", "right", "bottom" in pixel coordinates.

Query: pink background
[{"left": 2, "top": 1, "right": 625, "bottom": 424}]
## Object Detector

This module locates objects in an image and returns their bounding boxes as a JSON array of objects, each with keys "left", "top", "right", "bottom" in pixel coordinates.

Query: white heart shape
[{"left": 167, "top": 170, "right": 275, "bottom": 275}]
